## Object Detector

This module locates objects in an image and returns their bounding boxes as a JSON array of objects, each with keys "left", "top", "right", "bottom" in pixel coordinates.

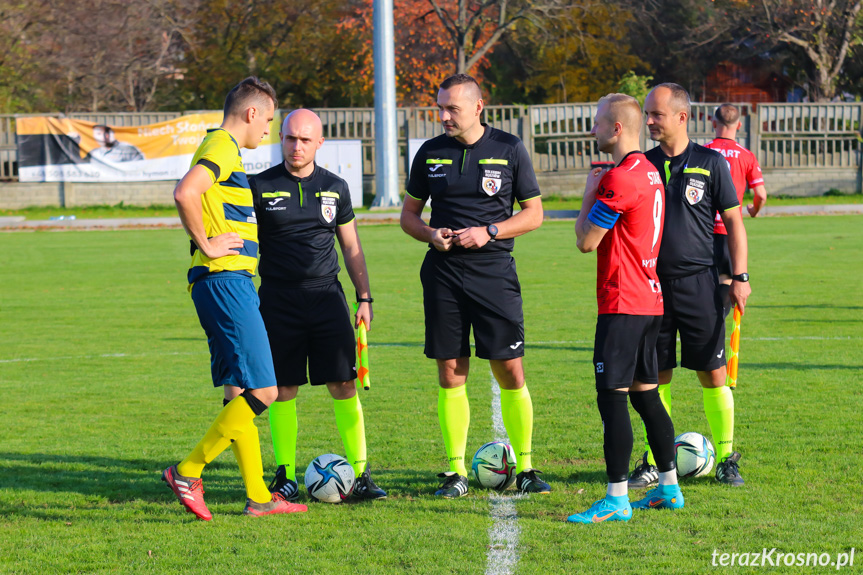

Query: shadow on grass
[
  {"left": 748, "top": 304, "right": 863, "bottom": 310},
  {"left": 744, "top": 362, "right": 862, "bottom": 371},
  {"left": 0, "top": 451, "right": 265, "bottom": 505}
]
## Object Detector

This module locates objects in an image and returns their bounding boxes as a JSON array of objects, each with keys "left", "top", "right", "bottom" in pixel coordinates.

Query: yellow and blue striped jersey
[{"left": 187, "top": 129, "right": 258, "bottom": 284}]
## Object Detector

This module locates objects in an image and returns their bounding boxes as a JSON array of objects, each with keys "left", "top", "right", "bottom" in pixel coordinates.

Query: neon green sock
[
  {"left": 439, "top": 386, "right": 470, "bottom": 476},
  {"left": 499, "top": 385, "right": 533, "bottom": 473},
  {"left": 703, "top": 386, "right": 734, "bottom": 460},
  {"left": 268, "top": 399, "right": 298, "bottom": 481},
  {"left": 230, "top": 421, "right": 271, "bottom": 504},
  {"left": 334, "top": 394, "right": 367, "bottom": 477},
  {"left": 178, "top": 395, "right": 257, "bottom": 478},
  {"left": 644, "top": 384, "right": 671, "bottom": 466}
]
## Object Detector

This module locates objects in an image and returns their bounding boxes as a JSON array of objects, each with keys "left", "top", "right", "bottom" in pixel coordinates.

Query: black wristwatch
[
  {"left": 732, "top": 273, "right": 749, "bottom": 282},
  {"left": 356, "top": 296, "right": 374, "bottom": 303},
  {"left": 486, "top": 224, "right": 498, "bottom": 242}
]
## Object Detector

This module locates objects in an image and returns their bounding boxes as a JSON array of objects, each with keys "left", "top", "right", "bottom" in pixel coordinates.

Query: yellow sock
[
  {"left": 230, "top": 421, "right": 272, "bottom": 503},
  {"left": 334, "top": 394, "right": 367, "bottom": 477},
  {"left": 438, "top": 386, "right": 470, "bottom": 476},
  {"left": 178, "top": 395, "right": 258, "bottom": 478},
  {"left": 499, "top": 385, "right": 533, "bottom": 473}
]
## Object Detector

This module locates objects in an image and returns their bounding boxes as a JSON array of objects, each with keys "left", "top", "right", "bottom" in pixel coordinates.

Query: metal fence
[{"left": 1, "top": 102, "right": 860, "bottom": 181}]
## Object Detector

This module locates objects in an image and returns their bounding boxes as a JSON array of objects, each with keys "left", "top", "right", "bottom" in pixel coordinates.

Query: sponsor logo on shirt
[{"left": 595, "top": 362, "right": 604, "bottom": 373}]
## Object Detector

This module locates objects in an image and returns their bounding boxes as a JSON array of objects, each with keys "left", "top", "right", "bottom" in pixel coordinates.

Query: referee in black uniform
[
  {"left": 400, "top": 74, "right": 549, "bottom": 497},
  {"left": 628, "top": 83, "right": 751, "bottom": 488},
  {"left": 250, "top": 108, "right": 386, "bottom": 501}
]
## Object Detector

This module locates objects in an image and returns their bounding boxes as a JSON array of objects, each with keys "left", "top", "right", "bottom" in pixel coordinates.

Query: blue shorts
[{"left": 191, "top": 272, "right": 276, "bottom": 389}]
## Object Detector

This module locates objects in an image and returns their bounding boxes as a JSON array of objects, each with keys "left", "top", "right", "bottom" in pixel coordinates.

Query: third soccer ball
[
  {"left": 471, "top": 441, "right": 517, "bottom": 490},
  {"left": 674, "top": 432, "right": 715, "bottom": 478},
  {"left": 304, "top": 454, "right": 355, "bottom": 503}
]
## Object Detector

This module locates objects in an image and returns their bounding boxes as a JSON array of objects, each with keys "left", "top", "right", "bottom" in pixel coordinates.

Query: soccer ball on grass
[
  {"left": 674, "top": 432, "right": 715, "bottom": 478},
  {"left": 304, "top": 454, "right": 355, "bottom": 503},
  {"left": 471, "top": 441, "right": 517, "bottom": 490}
]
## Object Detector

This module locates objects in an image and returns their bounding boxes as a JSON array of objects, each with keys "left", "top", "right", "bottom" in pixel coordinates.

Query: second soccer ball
[
  {"left": 674, "top": 432, "right": 715, "bottom": 478},
  {"left": 471, "top": 441, "right": 518, "bottom": 491}
]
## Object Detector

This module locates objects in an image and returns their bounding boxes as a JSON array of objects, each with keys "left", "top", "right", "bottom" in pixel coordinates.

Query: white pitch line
[
  {"left": 0, "top": 335, "right": 856, "bottom": 365},
  {"left": 485, "top": 372, "right": 521, "bottom": 575}
]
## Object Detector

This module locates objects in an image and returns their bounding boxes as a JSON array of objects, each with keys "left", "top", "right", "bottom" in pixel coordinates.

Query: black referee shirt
[
  {"left": 250, "top": 163, "right": 354, "bottom": 285},
  {"left": 645, "top": 141, "right": 738, "bottom": 279},
  {"left": 406, "top": 124, "right": 541, "bottom": 254}
]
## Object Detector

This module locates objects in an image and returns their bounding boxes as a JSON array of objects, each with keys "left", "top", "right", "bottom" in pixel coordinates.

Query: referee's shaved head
[
  {"left": 440, "top": 74, "right": 482, "bottom": 102},
  {"left": 652, "top": 83, "right": 691, "bottom": 118},
  {"left": 282, "top": 108, "right": 322, "bottom": 139},
  {"left": 714, "top": 104, "right": 740, "bottom": 127},
  {"left": 597, "top": 93, "right": 643, "bottom": 135}
]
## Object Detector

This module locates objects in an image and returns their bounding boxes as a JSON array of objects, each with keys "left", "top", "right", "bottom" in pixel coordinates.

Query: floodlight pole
[{"left": 371, "top": 0, "right": 401, "bottom": 208}]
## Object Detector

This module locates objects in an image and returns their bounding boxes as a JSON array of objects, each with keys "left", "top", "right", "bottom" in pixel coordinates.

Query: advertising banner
[{"left": 16, "top": 113, "right": 281, "bottom": 182}]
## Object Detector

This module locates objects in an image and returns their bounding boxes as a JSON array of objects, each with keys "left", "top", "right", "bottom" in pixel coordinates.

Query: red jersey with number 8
[{"left": 594, "top": 152, "right": 665, "bottom": 315}]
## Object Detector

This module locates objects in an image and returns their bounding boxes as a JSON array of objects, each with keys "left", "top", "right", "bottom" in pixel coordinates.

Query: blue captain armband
[{"left": 587, "top": 200, "right": 620, "bottom": 229}]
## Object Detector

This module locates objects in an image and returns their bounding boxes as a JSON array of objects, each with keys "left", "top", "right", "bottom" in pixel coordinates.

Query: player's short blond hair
[{"left": 597, "top": 93, "right": 643, "bottom": 134}]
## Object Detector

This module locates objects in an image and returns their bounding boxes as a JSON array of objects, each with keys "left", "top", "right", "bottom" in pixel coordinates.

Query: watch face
[
  {"left": 736, "top": 273, "right": 749, "bottom": 282},
  {"left": 487, "top": 224, "right": 498, "bottom": 237}
]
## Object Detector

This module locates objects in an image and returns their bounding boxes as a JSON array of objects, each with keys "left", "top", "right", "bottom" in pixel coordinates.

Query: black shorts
[
  {"left": 420, "top": 250, "right": 525, "bottom": 360},
  {"left": 258, "top": 280, "right": 357, "bottom": 386},
  {"left": 713, "top": 233, "right": 732, "bottom": 278},
  {"left": 593, "top": 314, "right": 662, "bottom": 390},
  {"left": 656, "top": 268, "right": 727, "bottom": 373}
]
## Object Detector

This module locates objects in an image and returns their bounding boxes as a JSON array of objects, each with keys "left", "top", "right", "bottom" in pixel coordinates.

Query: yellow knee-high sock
[
  {"left": 644, "top": 384, "right": 671, "bottom": 466},
  {"left": 269, "top": 399, "right": 298, "bottom": 481},
  {"left": 438, "top": 386, "right": 470, "bottom": 476},
  {"left": 703, "top": 386, "right": 734, "bottom": 460},
  {"left": 230, "top": 421, "right": 272, "bottom": 503},
  {"left": 178, "top": 395, "right": 258, "bottom": 478},
  {"left": 499, "top": 385, "right": 534, "bottom": 473},
  {"left": 334, "top": 394, "right": 367, "bottom": 477}
]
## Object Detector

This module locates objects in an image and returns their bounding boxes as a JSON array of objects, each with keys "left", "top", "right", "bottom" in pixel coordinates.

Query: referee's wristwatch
[
  {"left": 731, "top": 273, "right": 749, "bottom": 282},
  {"left": 486, "top": 224, "right": 498, "bottom": 242}
]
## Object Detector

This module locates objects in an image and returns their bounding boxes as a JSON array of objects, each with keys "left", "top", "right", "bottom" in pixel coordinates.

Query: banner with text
[{"left": 16, "top": 113, "right": 281, "bottom": 182}]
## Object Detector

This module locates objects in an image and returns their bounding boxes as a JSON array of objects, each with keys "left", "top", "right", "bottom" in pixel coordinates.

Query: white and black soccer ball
[
  {"left": 304, "top": 454, "right": 355, "bottom": 503},
  {"left": 471, "top": 441, "right": 518, "bottom": 490},
  {"left": 674, "top": 432, "right": 715, "bottom": 478}
]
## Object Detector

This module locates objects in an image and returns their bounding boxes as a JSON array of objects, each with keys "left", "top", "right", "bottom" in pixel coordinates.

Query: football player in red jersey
[
  {"left": 568, "top": 94, "right": 682, "bottom": 524},
  {"left": 706, "top": 103, "right": 768, "bottom": 316}
]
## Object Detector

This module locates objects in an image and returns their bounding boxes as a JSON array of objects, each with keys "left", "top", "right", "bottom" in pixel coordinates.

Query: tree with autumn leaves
[{"left": 1, "top": 0, "right": 861, "bottom": 112}]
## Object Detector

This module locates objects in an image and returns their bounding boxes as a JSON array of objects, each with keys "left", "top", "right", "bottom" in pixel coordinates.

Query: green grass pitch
[{"left": 0, "top": 216, "right": 860, "bottom": 573}]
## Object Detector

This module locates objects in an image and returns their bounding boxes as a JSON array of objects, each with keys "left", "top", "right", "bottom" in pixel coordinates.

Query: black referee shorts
[
  {"left": 258, "top": 280, "right": 357, "bottom": 386},
  {"left": 420, "top": 250, "right": 525, "bottom": 361},
  {"left": 593, "top": 314, "right": 662, "bottom": 390},
  {"left": 713, "top": 233, "right": 732, "bottom": 278},
  {"left": 656, "top": 268, "right": 727, "bottom": 373}
]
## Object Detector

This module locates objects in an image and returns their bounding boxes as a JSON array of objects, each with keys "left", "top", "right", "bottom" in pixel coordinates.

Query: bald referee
[{"left": 628, "top": 83, "right": 751, "bottom": 488}]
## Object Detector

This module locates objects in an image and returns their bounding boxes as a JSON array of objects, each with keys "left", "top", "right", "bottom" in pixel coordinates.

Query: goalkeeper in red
[{"left": 568, "top": 94, "right": 682, "bottom": 523}]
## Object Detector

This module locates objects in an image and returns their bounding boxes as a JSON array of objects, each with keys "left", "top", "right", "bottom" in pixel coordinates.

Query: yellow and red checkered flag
[
  {"left": 726, "top": 307, "right": 742, "bottom": 389},
  {"left": 354, "top": 304, "right": 370, "bottom": 390}
]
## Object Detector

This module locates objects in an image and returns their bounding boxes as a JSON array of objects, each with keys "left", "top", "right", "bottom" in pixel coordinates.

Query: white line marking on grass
[
  {"left": 485, "top": 372, "right": 522, "bottom": 575},
  {"left": 0, "top": 351, "right": 205, "bottom": 364},
  {"left": 1, "top": 335, "right": 856, "bottom": 364}
]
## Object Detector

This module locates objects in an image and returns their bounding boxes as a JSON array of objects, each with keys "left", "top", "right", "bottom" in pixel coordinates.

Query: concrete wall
[{"left": 1, "top": 166, "right": 860, "bottom": 208}]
